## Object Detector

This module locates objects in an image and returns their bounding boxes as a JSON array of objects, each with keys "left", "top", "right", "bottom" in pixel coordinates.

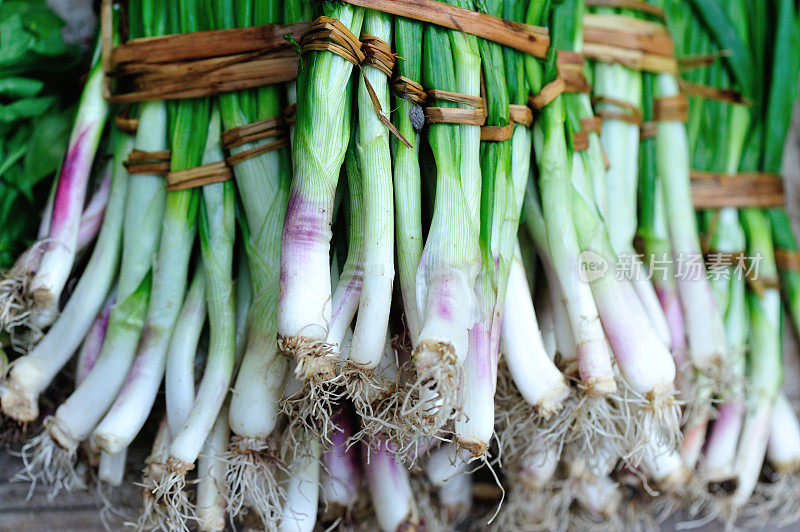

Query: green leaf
[
  {"left": 686, "top": 0, "right": 755, "bottom": 97},
  {"left": 0, "top": 94, "right": 56, "bottom": 122},
  {"left": 0, "top": 77, "right": 43, "bottom": 98},
  {"left": 23, "top": 109, "right": 72, "bottom": 184}
]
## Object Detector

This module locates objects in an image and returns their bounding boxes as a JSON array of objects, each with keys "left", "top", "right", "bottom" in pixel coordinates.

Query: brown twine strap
[
  {"left": 691, "top": 170, "right": 785, "bottom": 209},
  {"left": 300, "top": 20, "right": 411, "bottom": 148},
  {"left": 529, "top": 77, "right": 567, "bottom": 109},
  {"left": 573, "top": 116, "right": 603, "bottom": 152},
  {"left": 226, "top": 139, "right": 289, "bottom": 166},
  {"left": 166, "top": 161, "right": 233, "bottom": 192},
  {"left": 558, "top": 51, "right": 592, "bottom": 93},
  {"left": 509, "top": 104, "right": 534, "bottom": 127},
  {"left": 585, "top": 0, "right": 666, "bottom": 19},
  {"left": 221, "top": 117, "right": 286, "bottom": 149},
  {"left": 775, "top": 248, "right": 800, "bottom": 271},
  {"left": 425, "top": 89, "right": 487, "bottom": 126},
  {"left": 221, "top": 117, "right": 289, "bottom": 166},
  {"left": 480, "top": 123, "right": 514, "bottom": 141},
  {"left": 360, "top": 33, "right": 395, "bottom": 77},
  {"left": 284, "top": 104, "right": 297, "bottom": 126},
  {"left": 582, "top": 14, "right": 677, "bottom": 74},
  {"left": 679, "top": 79, "right": 751, "bottom": 105},
  {"left": 392, "top": 75, "right": 427, "bottom": 105},
  {"left": 299, "top": 16, "right": 365, "bottom": 65},
  {"left": 678, "top": 51, "right": 731, "bottom": 70},
  {"left": 653, "top": 94, "right": 688, "bottom": 122},
  {"left": 593, "top": 96, "right": 643, "bottom": 126},
  {"left": 573, "top": 131, "right": 590, "bottom": 151},
  {"left": 339, "top": 0, "right": 550, "bottom": 58},
  {"left": 104, "top": 11, "right": 307, "bottom": 103},
  {"left": 748, "top": 276, "right": 781, "bottom": 297},
  {"left": 123, "top": 149, "right": 171, "bottom": 175},
  {"left": 481, "top": 104, "right": 535, "bottom": 141},
  {"left": 115, "top": 107, "right": 139, "bottom": 135},
  {"left": 640, "top": 121, "right": 657, "bottom": 140}
]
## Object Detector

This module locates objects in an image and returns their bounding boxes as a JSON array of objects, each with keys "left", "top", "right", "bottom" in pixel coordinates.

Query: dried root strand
[
  {"left": 743, "top": 472, "right": 800, "bottom": 528},
  {"left": 278, "top": 334, "right": 339, "bottom": 381},
  {"left": 401, "top": 341, "right": 464, "bottom": 437},
  {"left": 0, "top": 264, "right": 35, "bottom": 334},
  {"left": 13, "top": 417, "right": 82, "bottom": 499},
  {"left": 280, "top": 373, "right": 347, "bottom": 456},
  {"left": 222, "top": 435, "right": 287, "bottom": 528},
  {"left": 134, "top": 457, "right": 195, "bottom": 532}
]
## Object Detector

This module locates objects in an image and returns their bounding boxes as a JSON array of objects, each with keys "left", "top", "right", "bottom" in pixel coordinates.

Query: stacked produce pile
[{"left": 1, "top": 0, "right": 800, "bottom": 530}]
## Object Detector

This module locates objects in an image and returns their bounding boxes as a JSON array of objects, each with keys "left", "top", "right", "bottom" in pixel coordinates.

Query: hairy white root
[
  {"left": 743, "top": 473, "right": 800, "bottom": 528},
  {"left": 13, "top": 417, "right": 82, "bottom": 498},
  {"left": 134, "top": 457, "right": 194, "bottom": 532},
  {"left": 278, "top": 334, "right": 339, "bottom": 381},
  {"left": 610, "top": 380, "right": 682, "bottom": 468},
  {"left": 494, "top": 363, "right": 571, "bottom": 462},
  {"left": 493, "top": 478, "right": 572, "bottom": 532},
  {"left": 223, "top": 436, "right": 286, "bottom": 528},
  {"left": 402, "top": 341, "right": 464, "bottom": 436},
  {"left": 280, "top": 374, "right": 347, "bottom": 453},
  {"left": 0, "top": 265, "right": 34, "bottom": 334}
]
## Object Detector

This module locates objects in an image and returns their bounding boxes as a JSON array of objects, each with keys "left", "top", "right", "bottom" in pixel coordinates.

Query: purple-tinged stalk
[
  {"left": 392, "top": 16, "right": 424, "bottom": 340},
  {"left": 75, "top": 296, "right": 112, "bottom": 384},
  {"left": 196, "top": 404, "right": 230, "bottom": 532},
  {"left": 76, "top": 169, "right": 112, "bottom": 253},
  {"left": 91, "top": 100, "right": 203, "bottom": 458},
  {"left": 278, "top": 431, "right": 322, "bottom": 532},
  {"left": 588, "top": 8, "right": 671, "bottom": 348},
  {"left": 746, "top": 393, "right": 800, "bottom": 527},
  {"left": 27, "top": 57, "right": 109, "bottom": 329},
  {"left": 0, "top": 132, "right": 130, "bottom": 424},
  {"left": 73, "top": 296, "right": 127, "bottom": 489},
  {"left": 731, "top": 209, "right": 782, "bottom": 508},
  {"left": 679, "top": 379, "right": 712, "bottom": 470},
  {"left": 531, "top": 70, "right": 616, "bottom": 396},
  {"left": 164, "top": 267, "right": 206, "bottom": 439},
  {"left": 699, "top": 399, "right": 745, "bottom": 484},
  {"left": 405, "top": 6, "right": 482, "bottom": 432},
  {"left": 572, "top": 186, "right": 680, "bottom": 460},
  {"left": 522, "top": 182, "right": 625, "bottom": 458},
  {"left": 654, "top": 72, "right": 728, "bottom": 377},
  {"left": 277, "top": 4, "right": 364, "bottom": 366},
  {"left": 214, "top": 3, "right": 291, "bottom": 522},
  {"left": 363, "top": 435, "right": 420, "bottom": 532},
  {"left": 422, "top": 443, "right": 471, "bottom": 525},
  {"left": 152, "top": 106, "right": 236, "bottom": 529},
  {"left": 500, "top": 247, "right": 570, "bottom": 417},
  {"left": 15, "top": 267, "right": 150, "bottom": 497},
  {"left": 281, "top": 146, "right": 363, "bottom": 446},
  {"left": 321, "top": 411, "right": 360, "bottom": 518},
  {"left": 495, "top": 444, "right": 565, "bottom": 531},
  {"left": 340, "top": 10, "right": 396, "bottom": 418}
]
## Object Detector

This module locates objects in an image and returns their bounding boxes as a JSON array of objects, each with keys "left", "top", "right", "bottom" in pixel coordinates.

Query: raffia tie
[
  {"left": 299, "top": 17, "right": 411, "bottom": 148},
  {"left": 221, "top": 117, "right": 289, "bottom": 166}
]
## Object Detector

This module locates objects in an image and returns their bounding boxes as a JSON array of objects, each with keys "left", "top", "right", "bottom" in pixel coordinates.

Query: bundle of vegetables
[
  {"left": 4, "top": 0, "right": 800, "bottom": 530},
  {"left": 0, "top": 0, "right": 93, "bottom": 338}
]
